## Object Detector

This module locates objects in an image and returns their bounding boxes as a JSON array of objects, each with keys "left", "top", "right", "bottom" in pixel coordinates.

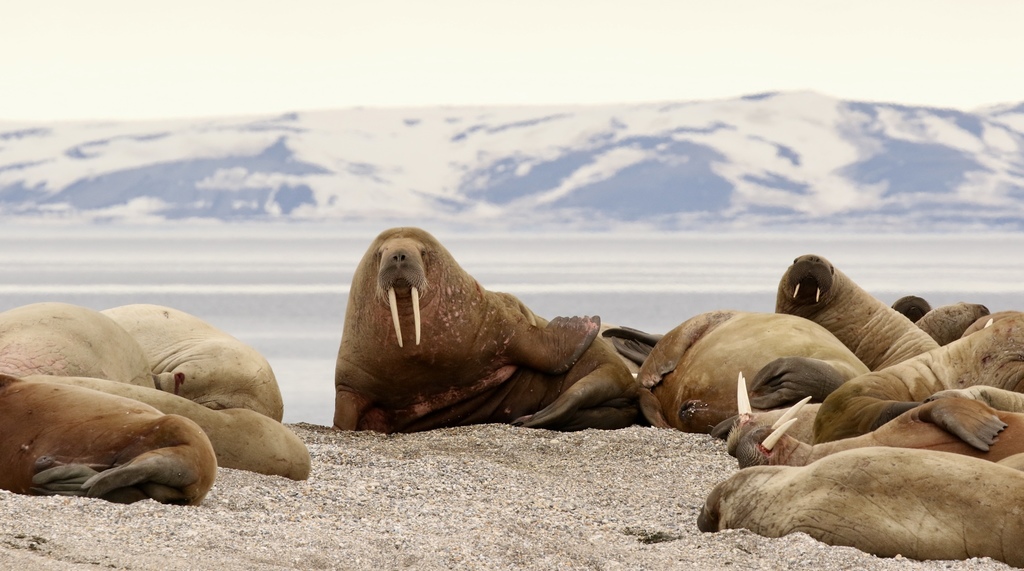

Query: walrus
[
  {"left": 0, "top": 374, "right": 216, "bottom": 505},
  {"left": 774, "top": 255, "right": 939, "bottom": 370},
  {"left": 812, "top": 311, "right": 1024, "bottom": 444},
  {"left": 730, "top": 395, "right": 1017, "bottom": 468},
  {"left": 635, "top": 310, "right": 868, "bottom": 433},
  {"left": 697, "top": 447, "right": 1024, "bottom": 566},
  {"left": 891, "top": 295, "right": 931, "bottom": 322},
  {"left": 961, "top": 310, "right": 1019, "bottom": 338},
  {"left": 102, "top": 303, "right": 284, "bottom": 421},
  {"left": 23, "top": 375, "right": 310, "bottom": 480},
  {"left": 750, "top": 255, "right": 941, "bottom": 410},
  {"left": 0, "top": 302, "right": 154, "bottom": 386},
  {"left": 913, "top": 301, "right": 990, "bottom": 345},
  {"left": 333, "top": 227, "right": 640, "bottom": 432}
]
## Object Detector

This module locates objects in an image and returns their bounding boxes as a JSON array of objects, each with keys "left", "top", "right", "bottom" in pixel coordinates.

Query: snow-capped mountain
[{"left": 2, "top": 91, "right": 1023, "bottom": 230}]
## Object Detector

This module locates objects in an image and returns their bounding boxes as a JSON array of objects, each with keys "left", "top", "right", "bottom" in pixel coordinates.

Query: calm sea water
[{"left": 1, "top": 223, "right": 1021, "bottom": 424}]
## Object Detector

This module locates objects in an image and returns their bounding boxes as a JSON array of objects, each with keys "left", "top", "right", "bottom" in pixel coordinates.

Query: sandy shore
[{"left": 0, "top": 423, "right": 1013, "bottom": 571}]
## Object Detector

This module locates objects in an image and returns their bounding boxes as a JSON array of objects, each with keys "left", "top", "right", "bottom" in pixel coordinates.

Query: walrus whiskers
[
  {"left": 762, "top": 418, "right": 797, "bottom": 451},
  {"left": 388, "top": 287, "right": 403, "bottom": 348}
]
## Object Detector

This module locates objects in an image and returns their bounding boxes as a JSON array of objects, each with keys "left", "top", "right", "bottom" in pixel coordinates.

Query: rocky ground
[{"left": 0, "top": 423, "right": 1014, "bottom": 570}]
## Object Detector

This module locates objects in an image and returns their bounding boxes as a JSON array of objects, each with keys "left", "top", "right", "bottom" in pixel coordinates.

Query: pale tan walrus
[
  {"left": 636, "top": 310, "right": 868, "bottom": 433},
  {"left": 698, "top": 447, "right": 1024, "bottom": 567},
  {"left": 0, "top": 302, "right": 154, "bottom": 385},
  {"left": 812, "top": 312, "right": 1024, "bottom": 444},
  {"left": 103, "top": 303, "right": 284, "bottom": 421}
]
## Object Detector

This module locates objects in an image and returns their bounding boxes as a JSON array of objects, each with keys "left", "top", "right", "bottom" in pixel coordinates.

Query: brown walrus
[
  {"left": 636, "top": 310, "right": 868, "bottom": 433},
  {"left": 697, "top": 447, "right": 1024, "bottom": 566},
  {"left": 23, "top": 375, "right": 311, "bottom": 481},
  {"left": 749, "top": 255, "right": 942, "bottom": 410},
  {"left": 102, "top": 303, "right": 285, "bottom": 421},
  {"left": 0, "top": 302, "right": 154, "bottom": 386},
  {"left": 913, "top": 301, "right": 990, "bottom": 345},
  {"left": 890, "top": 295, "right": 931, "bottom": 322},
  {"left": 812, "top": 312, "right": 1024, "bottom": 444},
  {"left": 0, "top": 374, "right": 216, "bottom": 505},
  {"left": 730, "top": 396, "right": 1017, "bottom": 468},
  {"left": 333, "top": 227, "right": 640, "bottom": 432},
  {"left": 774, "top": 255, "right": 939, "bottom": 371},
  {"left": 961, "top": 310, "right": 1019, "bottom": 338}
]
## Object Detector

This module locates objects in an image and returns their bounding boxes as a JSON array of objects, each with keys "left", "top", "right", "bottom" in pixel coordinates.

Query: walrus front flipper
[
  {"left": 514, "top": 315, "right": 601, "bottom": 375},
  {"left": 748, "top": 357, "right": 848, "bottom": 408},
  {"left": 914, "top": 398, "right": 1007, "bottom": 452},
  {"left": 927, "top": 386, "right": 1024, "bottom": 413}
]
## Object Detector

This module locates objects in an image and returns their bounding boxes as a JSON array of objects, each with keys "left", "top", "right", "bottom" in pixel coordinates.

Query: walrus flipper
[
  {"left": 601, "top": 326, "right": 663, "bottom": 367},
  {"left": 915, "top": 398, "right": 1007, "bottom": 452},
  {"left": 514, "top": 315, "right": 601, "bottom": 375},
  {"left": 748, "top": 357, "right": 848, "bottom": 408},
  {"left": 31, "top": 464, "right": 103, "bottom": 495},
  {"left": 513, "top": 363, "right": 638, "bottom": 430}
]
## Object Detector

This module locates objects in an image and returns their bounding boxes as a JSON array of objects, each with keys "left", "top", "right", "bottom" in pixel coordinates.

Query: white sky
[{"left": 2, "top": 0, "right": 1023, "bottom": 121}]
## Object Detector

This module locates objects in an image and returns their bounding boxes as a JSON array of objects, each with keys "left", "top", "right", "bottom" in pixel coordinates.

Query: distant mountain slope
[{"left": 2, "top": 91, "right": 1022, "bottom": 230}]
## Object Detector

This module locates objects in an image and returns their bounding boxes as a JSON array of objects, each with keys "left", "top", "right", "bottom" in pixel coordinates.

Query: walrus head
[
  {"left": 777, "top": 254, "right": 835, "bottom": 313},
  {"left": 891, "top": 295, "right": 932, "bottom": 323},
  {"left": 376, "top": 236, "right": 430, "bottom": 348}
]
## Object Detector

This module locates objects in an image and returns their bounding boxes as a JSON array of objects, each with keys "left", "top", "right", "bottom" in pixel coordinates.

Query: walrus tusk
[
  {"left": 388, "top": 287, "right": 403, "bottom": 348},
  {"left": 815, "top": 288, "right": 821, "bottom": 303},
  {"left": 792, "top": 283, "right": 800, "bottom": 299},
  {"left": 762, "top": 417, "right": 798, "bottom": 451},
  {"left": 411, "top": 286, "right": 421, "bottom": 345},
  {"left": 985, "top": 318, "right": 994, "bottom": 329},
  {"left": 737, "top": 372, "right": 751, "bottom": 415},
  {"left": 771, "top": 396, "right": 812, "bottom": 430}
]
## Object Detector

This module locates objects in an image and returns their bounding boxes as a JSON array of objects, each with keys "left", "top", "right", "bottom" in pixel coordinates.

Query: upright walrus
[
  {"left": 0, "top": 374, "right": 216, "bottom": 505},
  {"left": 697, "top": 447, "right": 1024, "bottom": 567},
  {"left": 334, "top": 227, "right": 639, "bottom": 432}
]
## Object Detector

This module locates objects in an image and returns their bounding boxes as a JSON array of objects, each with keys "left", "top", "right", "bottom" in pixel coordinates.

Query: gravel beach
[{"left": 0, "top": 423, "right": 1014, "bottom": 571}]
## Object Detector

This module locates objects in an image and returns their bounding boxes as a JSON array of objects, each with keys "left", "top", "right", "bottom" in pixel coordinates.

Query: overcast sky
[{"left": 3, "top": 0, "right": 1023, "bottom": 121}]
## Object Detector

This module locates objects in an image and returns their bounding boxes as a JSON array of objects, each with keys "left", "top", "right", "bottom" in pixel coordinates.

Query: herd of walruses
[{"left": 2, "top": 226, "right": 1022, "bottom": 566}]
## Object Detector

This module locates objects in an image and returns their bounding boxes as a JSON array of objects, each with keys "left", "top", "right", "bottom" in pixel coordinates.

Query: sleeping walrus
[
  {"left": 333, "top": 227, "right": 640, "bottom": 432},
  {"left": 698, "top": 447, "right": 1024, "bottom": 567},
  {"left": 0, "top": 374, "right": 216, "bottom": 505}
]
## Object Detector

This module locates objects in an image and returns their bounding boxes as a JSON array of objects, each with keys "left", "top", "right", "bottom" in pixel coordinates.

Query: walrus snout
[{"left": 377, "top": 242, "right": 428, "bottom": 349}]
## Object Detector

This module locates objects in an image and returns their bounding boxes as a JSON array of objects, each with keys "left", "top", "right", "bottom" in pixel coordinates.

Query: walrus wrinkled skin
[
  {"left": 636, "top": 311, "right": 868, "bottom": 433},
  {"left": 0, "top": 374, "right": 216, "bottom": 505},
  {"left": 775, "top": 255, "right": 939, "bottom": 371},
  {"left": 24, "top": 375, "right": 310, "bottom": 481},
  {"left": 913, "top": 301, "right": 990, "bottom": 345},
  {"left": 730, "top": 397, "right": 1018, "bottom": 468},
  {"left": 961, "top": 310, "right": 1019, "bottom": 338},
  {"left": 813, "top": 312, "right": 1024, "bottom": 444},
  {"left": 0, "top": 302, "right": 154, "bottom": 386},
  {"left": 697, "top": 447, "right": 1024, "bottom": 566},
  {"left": 334, "top": 227, "right": 639, "bottom": 433},
  {"left": 103, "top": 304, "right": 284, "bottom": 421}
]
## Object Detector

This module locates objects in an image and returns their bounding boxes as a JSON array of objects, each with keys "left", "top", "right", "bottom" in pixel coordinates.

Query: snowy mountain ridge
[{"left": 2, "top": 91, "right": 1023, "bottom": 231}]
